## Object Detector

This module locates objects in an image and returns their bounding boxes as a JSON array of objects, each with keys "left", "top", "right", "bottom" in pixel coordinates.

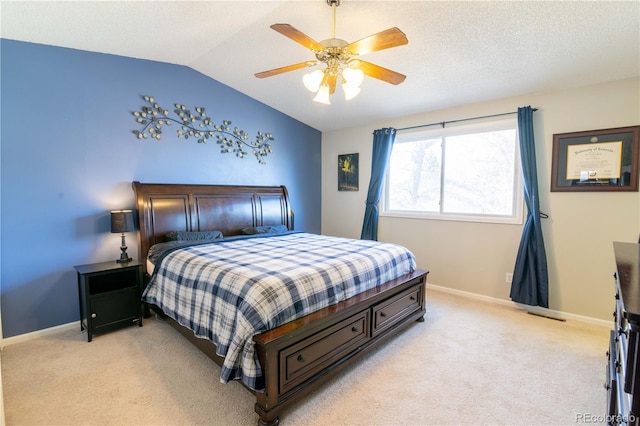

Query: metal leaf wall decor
[{"left": 132, "top": 95, "right": 274, "bottom": 164}]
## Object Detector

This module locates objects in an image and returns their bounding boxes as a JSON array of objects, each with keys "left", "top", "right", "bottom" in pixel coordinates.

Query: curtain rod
[{"left": 396, "top": 108, "right": 538, "bottom": 132}]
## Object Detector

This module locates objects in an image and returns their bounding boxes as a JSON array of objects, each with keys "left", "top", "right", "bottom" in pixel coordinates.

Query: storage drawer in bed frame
[
  {"left": 279, "top": 309, "right": 370, "bottom": 393},
  {"left": 277, "top": 280, "right": 424, "bottom": 394},
  {"left": 373, "top": 284, "right": 422, "bottom": 336}
]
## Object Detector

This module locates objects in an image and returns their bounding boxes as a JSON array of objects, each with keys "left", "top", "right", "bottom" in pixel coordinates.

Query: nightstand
[{"left": 74, "top": 260, "right": 143, "bottom": 342}]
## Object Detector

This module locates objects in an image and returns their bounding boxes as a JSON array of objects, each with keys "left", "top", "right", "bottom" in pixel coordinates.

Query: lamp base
[{"left": 117, "top": 235, "right": 132, "bottom": 263}]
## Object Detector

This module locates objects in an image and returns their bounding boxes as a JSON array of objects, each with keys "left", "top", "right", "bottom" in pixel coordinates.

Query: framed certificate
[{"left": 551, "top": 126, "right": 639, "bottom": 192}]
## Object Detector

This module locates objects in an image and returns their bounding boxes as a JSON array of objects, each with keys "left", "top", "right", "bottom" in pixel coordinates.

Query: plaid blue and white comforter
[{"left": 142, "top": 232, "right": 416, "bottom": 391}]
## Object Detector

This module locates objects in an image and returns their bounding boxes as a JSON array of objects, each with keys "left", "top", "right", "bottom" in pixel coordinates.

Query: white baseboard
[
  {"left": 426, "top": 283, "right": 611, "bottom": 328},
  {"left": 1, "top": 321, "right": 80, "bottom": 348},
  {"left": 0, "top": 285, "right": 611, "bottom": 348}
]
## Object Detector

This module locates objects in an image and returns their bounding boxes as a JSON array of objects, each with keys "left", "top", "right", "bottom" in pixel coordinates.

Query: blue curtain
[
  {"left": 510, "top": 106, "right": 549, "bottom": 308},
  {"left": 360, "top": 128, "right": 396, "bottom": 241}
]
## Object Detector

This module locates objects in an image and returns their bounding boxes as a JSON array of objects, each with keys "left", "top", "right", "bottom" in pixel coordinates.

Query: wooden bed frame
[{"left": 132, "top": 181, "right": 428, "bottom": 426}]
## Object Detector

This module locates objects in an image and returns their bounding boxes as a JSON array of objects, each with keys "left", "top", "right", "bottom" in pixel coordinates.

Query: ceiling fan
[{"left": 254, "top": 0, "right": 408, "bottom": 104}]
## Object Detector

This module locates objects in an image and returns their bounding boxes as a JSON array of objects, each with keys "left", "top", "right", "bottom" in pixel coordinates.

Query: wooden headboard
[{"left": 132, "top": 181, "right": 293, "bottom": 275}]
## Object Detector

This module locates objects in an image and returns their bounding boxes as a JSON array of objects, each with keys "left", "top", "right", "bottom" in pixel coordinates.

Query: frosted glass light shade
[
  {"left": 342, "top": 83, "right": 361, "bottom": 100},
  {"left": 313, "top": 85, "right": 331, "bottom": 104},
  {"left": 303, "top": 70, "right": 324, "bottom": 92},
  {"left": 342, "top": 68, "right": 364, "bottom": 88}
]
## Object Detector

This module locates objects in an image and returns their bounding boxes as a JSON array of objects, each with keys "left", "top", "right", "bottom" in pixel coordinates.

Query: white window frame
[{"left": 381, "top": 118, "right": 524, "bottom": 225}]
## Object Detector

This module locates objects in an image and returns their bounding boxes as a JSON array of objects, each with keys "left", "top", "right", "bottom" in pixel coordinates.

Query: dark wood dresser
[{"left": 608, "top": 242, "right": 640, "bottom": 425}]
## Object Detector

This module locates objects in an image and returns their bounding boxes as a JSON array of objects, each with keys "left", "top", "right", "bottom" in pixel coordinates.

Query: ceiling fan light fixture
[
  {"left": 342, "top": 67, "right": 364, "bottom": 88},
  {"left": 342, "top": 83, "right": 360, "bottom": 100},
  {"left": 313, "top": 84, "right": 331, "bottom": 104},
  {"left": 255, "top": 0, "right": 408, "bottom": 104},
  {"left": 303, "top": 69, "right": 325, "bottom": 92}
]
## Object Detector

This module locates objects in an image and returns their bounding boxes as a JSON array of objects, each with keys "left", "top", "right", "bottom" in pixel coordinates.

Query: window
[{"left": 382, "top": 118, "right": 523, "bottom": 224}]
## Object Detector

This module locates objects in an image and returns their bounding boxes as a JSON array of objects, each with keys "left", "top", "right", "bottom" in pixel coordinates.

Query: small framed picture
[
  {"left": 338, "top": 153, "right": 359, "bottom": 191},
  {"left": 551, "top": 126, "right": 639, "bottom": 192}
]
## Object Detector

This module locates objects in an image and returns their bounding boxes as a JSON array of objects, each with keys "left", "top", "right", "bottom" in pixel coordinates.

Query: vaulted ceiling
[{"left": 2, "top": 1, "right": 639, "bottom": 131}]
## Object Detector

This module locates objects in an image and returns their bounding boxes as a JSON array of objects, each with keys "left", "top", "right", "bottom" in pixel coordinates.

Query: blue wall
[{"left": 0, "top": 39, "right": 322, "bottom": 338}]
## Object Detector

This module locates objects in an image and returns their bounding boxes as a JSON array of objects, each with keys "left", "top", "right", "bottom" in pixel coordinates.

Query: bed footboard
[{"left": 252, "top": 269, "right": 428, "bottom": 426}]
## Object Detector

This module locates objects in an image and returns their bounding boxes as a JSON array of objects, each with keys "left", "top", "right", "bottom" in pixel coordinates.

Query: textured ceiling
[{"left": 1, "top": 1, "right": 639, "bottom": 131}]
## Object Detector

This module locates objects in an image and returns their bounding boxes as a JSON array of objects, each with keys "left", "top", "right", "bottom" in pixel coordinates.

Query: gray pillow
[
  {"left": 240, "top": 225, "right": 289, "bottom": 235},
  {"left": 165, "top": 230, "right": 223, "bottom": 241}
]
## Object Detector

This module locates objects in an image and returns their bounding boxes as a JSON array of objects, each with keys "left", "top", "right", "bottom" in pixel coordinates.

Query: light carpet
[{"left": 1, "top": 289, "right": 609, "bottom": 425}]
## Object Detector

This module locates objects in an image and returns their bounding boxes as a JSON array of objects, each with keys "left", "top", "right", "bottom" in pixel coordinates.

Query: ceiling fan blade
[
  {"left": 254, "top": 61, "right": 317, "bottom": 78},
  {"left": 351, "top": 60, "right": 406, "bottom": 85},
  {"left": 327, "top": 74, "right": 337, "bottom": 94},
  {"left": 347, "top": 27, "right": 408, "bottom": 56},
  {"left": 270, "top": 24, "right": 325, "bottom": 51}
]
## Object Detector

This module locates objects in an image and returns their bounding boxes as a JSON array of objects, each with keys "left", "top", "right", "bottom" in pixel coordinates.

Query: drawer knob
[
  {"left": 297, "top": 355, "right": 306, "bottom": 363},
  {"left": 410, "top": 296, "right": 416, "bottom": 301},
  {"left": 351, "top": 326, "right": 358, "bottom": 333},
  {"left": 380, "top": 312, "right": 387, "bottom": 318},
  {"left": 91, "top": 313, "right": 97, "bottom": 318}
]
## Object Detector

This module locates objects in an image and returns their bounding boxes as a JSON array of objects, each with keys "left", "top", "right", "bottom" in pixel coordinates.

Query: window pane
[
  {"left": 442, "top": 129, "right": 516, "bottom": 215},
  {"left": 387, "top": 138, "right": 442, "bottom": 212},
  {"left": 382, "top": 118, "right": 522, "bottom": 225}
]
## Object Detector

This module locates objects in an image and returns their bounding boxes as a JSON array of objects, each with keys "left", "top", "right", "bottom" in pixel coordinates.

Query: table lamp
[{"left": 110, "top": 209, "right": 134, "bottom": 263}]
